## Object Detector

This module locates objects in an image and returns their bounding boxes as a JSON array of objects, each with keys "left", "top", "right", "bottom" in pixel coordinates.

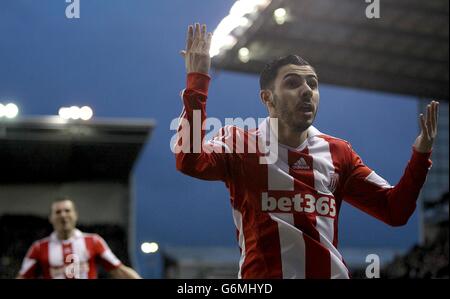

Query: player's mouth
[{"left": 297, "top": 104, "right": 314, "bottom": 116}]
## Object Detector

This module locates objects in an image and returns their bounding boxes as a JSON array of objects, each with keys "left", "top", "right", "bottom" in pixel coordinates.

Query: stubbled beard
[{"left": 275, "top": 100, "right": 315, "bottom": 133}]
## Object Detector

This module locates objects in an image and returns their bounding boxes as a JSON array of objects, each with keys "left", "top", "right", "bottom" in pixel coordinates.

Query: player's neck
[
  {"left": 57, "top": 229, "right": 75, "bottom": 240},
  {"left": 273, "top": 120, "right": 308, "bottom": 148}
]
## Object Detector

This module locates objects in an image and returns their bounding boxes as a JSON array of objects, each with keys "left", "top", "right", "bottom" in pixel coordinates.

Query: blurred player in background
[
  {"left": 17, "top": 197, "right": 141, "bottom": 279},
  {"left": 175, "top": 23, "right": 440, "bottom": 278}
]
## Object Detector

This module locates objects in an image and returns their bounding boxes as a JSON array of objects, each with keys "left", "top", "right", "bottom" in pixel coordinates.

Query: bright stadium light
[
  {"left": 239, "top": 17, "right": 250, "bottom": 27},
  {"left": 1, "top": 103, "right": 19, "bottom": 119},
  {"left": 69, "top": 106, "right": 81, "bottom": 120},
  {"left": 238, "top": 47, "right": 250, "bottom": 63},
  {"left": 58, "top": 107, "right": 71, "bottom": 120},
  {"left": 80, "top": 106, "right": 93, "bottom": 120},
  {"left": 274, "top": 8, "right": 287, "bottom": 25},
  {"left": 59, "top": 105, "right": 94, "bottom": 121},
  {"left": 210, "top": 0, "right": 272, "bottom": 57},
  {"left": 141, "top": 242, "right": 159, "bottom": 254}
]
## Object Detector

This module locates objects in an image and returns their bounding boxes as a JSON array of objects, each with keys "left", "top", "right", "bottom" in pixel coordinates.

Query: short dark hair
[{"left": 259, "top": 55, "right": 312, "bottom": 90}]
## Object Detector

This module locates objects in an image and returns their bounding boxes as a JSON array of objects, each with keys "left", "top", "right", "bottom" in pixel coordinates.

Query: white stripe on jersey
[
  {"left": 48, "top": 240, "right": 64, "bottom": 279},
  {"left": 71, "top": 235, "right": 89, "bottom": 279},
  {"left": 315, "top": 216, "right": 349, "bottom": 278},
  {"left": 98, "top": 237, "right": 121, "bottom": 267},
  {"left": 20, "top": 258, "right": 36, "bottom": 276},
  {"left": 267, "top": 146, "right": 306, "bottom": 278},
  {"left": 269, "top": 213, "right": 306, "bottom": 279},
  {"left": 309, "top": 136, "right": 349, "bottom": 278},
  {"left": 366, "top": 171, "right": 393, "bottom": 189},
  {"left": 267, "top": 146, "right": 293, "bottom": 191},
  {"left": 232, "top": 209, "right": 246, "bottom": 279},
  {"left": 309, "top": 136, "right": 335, "bottom": 196}
]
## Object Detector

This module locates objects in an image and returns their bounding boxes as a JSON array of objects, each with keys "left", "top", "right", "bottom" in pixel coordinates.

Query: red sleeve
[
  {"left": 19, "top": 242, "right": 40, "bottom": 278},
  {"left": 342, "top": 145, "right": 432, "bottom": 226},
  {"left": 174, "top": 72, "right": 235, "bottom": 181},
  {"left": 93, "top": 235, "right": 121, "bottom": 272}
]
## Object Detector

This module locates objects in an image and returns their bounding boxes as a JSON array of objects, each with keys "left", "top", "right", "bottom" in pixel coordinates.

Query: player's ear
[
  {"left": 260, "top": 89, "right": 274, "bottom": 109},
  {"left": 73, "top": 208, "right": 78, "bottom": 223}
]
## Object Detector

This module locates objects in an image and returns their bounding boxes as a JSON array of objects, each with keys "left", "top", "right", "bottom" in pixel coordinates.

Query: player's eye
[
  {"left": 285, "top": 78, "right": 301, "bottom": 88},
  {"left": 308, "top": 79, "right": 318, "bottom": 89}
]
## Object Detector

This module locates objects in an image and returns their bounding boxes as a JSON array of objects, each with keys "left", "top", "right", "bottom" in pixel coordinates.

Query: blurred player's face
[
  {"left": 271, "top": 64, "right": 319, "bottom": 132},
  {"left": 49, "top": 200, "right": 78, "bottom": 236}
]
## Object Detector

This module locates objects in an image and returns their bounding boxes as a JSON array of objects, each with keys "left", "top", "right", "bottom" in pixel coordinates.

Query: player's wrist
[{"left": 186, "top": 72, "right": 211, "bottom": 95}]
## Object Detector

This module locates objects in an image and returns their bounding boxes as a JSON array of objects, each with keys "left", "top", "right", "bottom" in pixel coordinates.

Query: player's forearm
[
  {"left": 175, "top": 73, "right": 212, "bottom": 176},
  {"left": 384, "top": 148, "right": 432, "bottom": 226},
  {"left": 110, "top": 265, "right": 141, "bottom": 279},
  {"left": 181, "top": 72, "right": 211, "bottom": 149}
]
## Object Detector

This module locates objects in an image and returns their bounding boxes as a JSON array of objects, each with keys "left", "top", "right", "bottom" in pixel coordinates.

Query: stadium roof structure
[
  {"left": 211, "top": 0, "right": 449, "bottom": 100},
  {"left": 0, "top": 117, "right": 154, "bottom": 183}
]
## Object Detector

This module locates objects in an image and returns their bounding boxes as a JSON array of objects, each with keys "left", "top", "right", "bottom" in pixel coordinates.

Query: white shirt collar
[
  {"left": 258, "top": 117, "right": 322, "bottom": 146},
  {"left": 50, "top": 228, "right": 82, "bottom": 243}
]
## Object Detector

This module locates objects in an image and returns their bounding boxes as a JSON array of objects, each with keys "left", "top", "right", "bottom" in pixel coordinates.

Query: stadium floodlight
[
  {"left": 0, "top": 103, "right": 19, "bottom": 119},
  {"left": 141, "top": 242, "right": 159, "bottom": 254},
  {"left": 238, "top": 47, "right": 250, "bottom": 63},
  {"left": 210, "top": 0, "right": 272, "bottom": 57},
  {"left": 69, "top": 106, "right": 81, "bottom": 120},
  {"left": 274, "top": 8, "right": 287, "bottom": 25},
  {"left": 79, "top": 106, "right": 93, "bottom": 120},
  {"left": 59, "top": 105, "right": 94, "bottom": 121},
  {"left": 239, "top": 17, "right": 250, "bottom": 27},
  {"left": 58, "top": 107, "right": 71, "bottom": 120}
]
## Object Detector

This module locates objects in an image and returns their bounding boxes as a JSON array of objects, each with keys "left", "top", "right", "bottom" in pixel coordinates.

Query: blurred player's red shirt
[
  {"left": 19, "top": 229, "right": 121, "bottom": 279},
  {"left": 175, "top": 73, "right": 432, "bottom": 279}
]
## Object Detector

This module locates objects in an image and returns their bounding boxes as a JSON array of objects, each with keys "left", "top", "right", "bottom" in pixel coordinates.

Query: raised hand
[
  {"left": 414, "top": 100, "right": 439, "bottom": 153},
  {"left": 180, "top": 23, "right": 213, "bottom": 75}
]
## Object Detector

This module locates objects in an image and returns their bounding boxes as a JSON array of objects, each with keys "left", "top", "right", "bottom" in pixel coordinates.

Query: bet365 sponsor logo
[{"left": 262, "top": 192, "right": 336, "bottom": 217}]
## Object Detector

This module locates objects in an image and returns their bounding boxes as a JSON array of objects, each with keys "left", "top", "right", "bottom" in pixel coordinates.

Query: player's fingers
[
  {"left": 201, "top": 24, "right": 207, "bottom": 41},
  {"left": 430, "top": 101, "right": 436, "bottom": 135},
  {"left": 426, "top": 104, "right": 433, "bottom": 137},
  {"left": 198, "top": 40, "right": 205, "bottom": 52},
  {"left": 432, "top": 101, "right": 439, "bottom": 136},
  {"left": 194, "top": 23, "right": 200, "bottom": 41},
  {"left": 205, "top": 32, "right": 213, "bottom": 53},
  {"left": 186, "top": 25, "right": 194, "bottom": 52},
  {"left": 419, "top": 114, "right": 429, "bottom": 140},
  {"left": 191, "top": 37, "right": 200, "bottom": 53}
]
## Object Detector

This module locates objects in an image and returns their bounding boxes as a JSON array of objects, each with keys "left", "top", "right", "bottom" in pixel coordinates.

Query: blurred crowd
[{"left": 382, "top": 192, "right": 449, "bottom": 279}]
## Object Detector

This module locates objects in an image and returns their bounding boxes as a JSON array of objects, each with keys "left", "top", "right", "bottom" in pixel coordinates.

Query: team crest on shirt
[{"left": 328, "top": 172, "right": 339, "bottom": 193}]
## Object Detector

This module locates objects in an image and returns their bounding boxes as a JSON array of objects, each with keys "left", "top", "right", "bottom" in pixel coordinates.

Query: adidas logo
[{"left": 291, "top": 157, "right": 310, "bottom": 170}]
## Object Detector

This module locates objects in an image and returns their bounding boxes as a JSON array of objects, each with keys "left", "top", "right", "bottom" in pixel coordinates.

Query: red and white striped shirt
[
  {"left": 19, "top": 229, "right": 121, "bottom": 279},
  {"left": 175, "top": 73, "right": 432, "bottom": 279}
]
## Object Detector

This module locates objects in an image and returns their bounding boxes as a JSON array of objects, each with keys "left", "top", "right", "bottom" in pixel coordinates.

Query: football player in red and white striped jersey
[
  {"left": 17, "top": 198, "right": 140, "bottom": 279},
  {"left": 175, "top": 23, "right": 440, "bottom": 279}
]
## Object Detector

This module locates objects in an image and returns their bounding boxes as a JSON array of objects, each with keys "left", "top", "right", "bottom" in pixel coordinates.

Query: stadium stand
[{"left": 351, "top": 191, "right": 449, "bottom": 278}]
